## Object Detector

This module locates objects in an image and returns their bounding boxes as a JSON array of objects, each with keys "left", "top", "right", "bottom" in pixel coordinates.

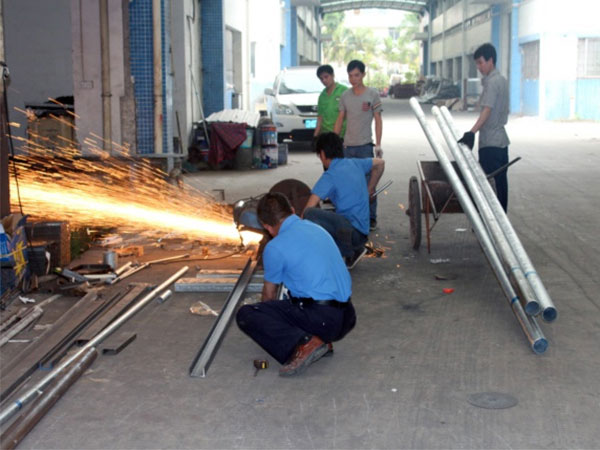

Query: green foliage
[
  {"left": 321, "top": 11, "right": 422, "bottom": 86},
  {"left": 369, "top": 72, "right": 389, "bottom": 90}
]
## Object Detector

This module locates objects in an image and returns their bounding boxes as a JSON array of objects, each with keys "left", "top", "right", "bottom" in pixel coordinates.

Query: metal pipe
[
  {"left": 114, "top": 261, "right": 133, "bottom": 276},
  {"left": 0, "top": 306, "right": 43, "bottom": 347},
  {"left": 0, "top": 266, "right": 188, "bottom": 425},
  {"left": 108, "top": 263, "right": 149, "bottom": 285},
  {"left": 99, "top": 0, "right": 112, "bottom": 153},
  {"left": 431, "top": 106, "right": 540, "bottom": 316},
  {"left": 410, "top": 98, "right": 547, "bottom": 354},
  {"left": 439, "top": 106, "right": 557, "bottom": 322},
  {"left": 0, "top": 347, "right": 98, "bottom": 450}
]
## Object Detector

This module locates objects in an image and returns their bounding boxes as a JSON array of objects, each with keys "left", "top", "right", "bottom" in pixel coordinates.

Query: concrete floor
[{"left": 2, "top": 99, "right": 600, "bottom": 449}]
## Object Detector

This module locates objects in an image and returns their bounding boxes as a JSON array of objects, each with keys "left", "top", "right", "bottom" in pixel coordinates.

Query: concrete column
[{"left": 509, "top": 0, "right": 521, "bottom": 114}]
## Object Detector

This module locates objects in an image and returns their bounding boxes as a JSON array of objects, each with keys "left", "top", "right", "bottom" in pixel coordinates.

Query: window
[
  {"left": 251, "top": 42, "right": 256, "bottom": 78},
  {"left": 521, "top": 40, "right": 540, "bottom": 80},
  {"left": 577, "top": 38, "right": 600, "bottom": 78}
]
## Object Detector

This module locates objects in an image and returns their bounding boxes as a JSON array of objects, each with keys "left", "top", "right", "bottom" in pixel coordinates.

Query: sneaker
[
  {"left": 346, "top": 247, "right": 367, "bottom": 270},
  {"left": 323, "top": 342, "right": 334, "bottom": 357},
  {"left": 279, "top": 336, "right": 328, "bottom": 377},
  {"left": 369, "top": 219, "right": 377, "bottom": 231}
]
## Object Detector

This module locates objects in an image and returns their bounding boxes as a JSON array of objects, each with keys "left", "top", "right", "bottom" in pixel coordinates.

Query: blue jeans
[
  {"left": 344, "top": 144, "right": 376, "bottom": 221},
  {"left": 479, "top": 146, "right": 509, "bottom": 212},
  {"left": 304, "top": 208, "right": 367, "bottom": 258}
]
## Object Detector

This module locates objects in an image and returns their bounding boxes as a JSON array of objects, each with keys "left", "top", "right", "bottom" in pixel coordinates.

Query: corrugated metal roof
[{"left": 205, "top": 109, "right": 262, "bottom": 128}]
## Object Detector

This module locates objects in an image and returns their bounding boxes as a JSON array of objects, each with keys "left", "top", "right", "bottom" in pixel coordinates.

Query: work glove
[
  {"left": 374, "top": 146, "right": 383, "bottom": 158},
  {"left": 458, "top": 132, "right": 475, "bottom": 150}
]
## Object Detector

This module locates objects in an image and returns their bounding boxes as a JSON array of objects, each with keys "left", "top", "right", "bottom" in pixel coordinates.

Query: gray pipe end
[
  {"left": 542, "top": 307, "right": 558, "bottom": 323},
  {"left": 524, "top": 301, "right": 541, "bottom": 316},
  {"left": 532, "top": 338, "right": 548, "bottom": 354}
]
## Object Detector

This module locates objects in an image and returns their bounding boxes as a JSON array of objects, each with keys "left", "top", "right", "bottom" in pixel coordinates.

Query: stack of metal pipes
[{"left": 409, "top": 98, "right": 557, "bottom": 354}]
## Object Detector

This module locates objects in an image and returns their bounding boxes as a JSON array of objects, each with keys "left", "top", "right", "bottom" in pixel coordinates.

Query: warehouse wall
[
  {"left": 3, "top": 0, "right": 73, "bottom": 144},
  {"left": 518, "top": 0, "right": 600, "bottom": 120}
]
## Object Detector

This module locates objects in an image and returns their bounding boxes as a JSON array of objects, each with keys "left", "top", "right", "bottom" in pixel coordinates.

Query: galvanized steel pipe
[
  {"left": 410, "top": 98, "right": 547, "bottom": 353},
  {"left": 0, "top": 266, "right": 189, "bottom": 425},
  {"left": 431, "top": 106, "right": 540, "bottom": 316},
  {"left": 439, "top": 106, "right": 557, "bottom": 322},
  {"left": 0, "top": 347, "right": 98, "bottom": 450}
]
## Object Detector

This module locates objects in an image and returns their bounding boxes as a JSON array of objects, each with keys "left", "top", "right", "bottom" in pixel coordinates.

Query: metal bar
[
  {"left": 373, "top": 180, "right": 393, "bottom": 197},
  {"left": 75, "top": 283, "right": 150, "bottom": 345},
  {"left": 0, "top": 266, "right": 188, "bottom": 425},
  {"left": 0, "top": 306, "right": 43, "bottom": 347},
  {"left": 439, "top": 106, "right": 557, "bottom": 322},
  {"left": 102, "top": 332, "right": 137, "bottom": 355},
  {"left": 486, "top": 157, "right": 521, "bottom": 180},
  {"left": 189, "top": 258, "right": 258, "bottom": 378},
  {"left": 410, "top": 98, "right": 547, "bottom": 354},
  {"left": 0, "top": 347, "right": 98, "bottom": 450},
  {"left": 0, "top": 291, "right": 101, "bottom": 401},
  {"left": 114, "top": 261, "right": 133, "bottom": 276},
  {"left": 432, "top": 106, "right": 541, "bottom": 317},
  {"left": 108, "top": 263, "right": 149, "bottom": 285}
]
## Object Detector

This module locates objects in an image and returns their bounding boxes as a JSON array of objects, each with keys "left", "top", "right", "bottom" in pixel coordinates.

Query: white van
[{"left": 264, "top": 66, "right": 322, "bottom": 143}]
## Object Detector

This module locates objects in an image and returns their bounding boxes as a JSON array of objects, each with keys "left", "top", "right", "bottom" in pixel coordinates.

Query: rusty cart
[
  {"left": 407, "top": 157, "right": 520, "bottom": 252},
  {"left": 407, "top": 160, "right": 464, "bottom": 252}
]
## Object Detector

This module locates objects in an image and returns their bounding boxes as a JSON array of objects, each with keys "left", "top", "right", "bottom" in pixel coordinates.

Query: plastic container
[
  {"left": 240, "top": 128, "right": 254, "bottom": 149},
  {"left": 278, "top": 143, "right": 288, "bottom": 165},
  {"left": 263, "top": 146, "right": 278, "bottom": 168}
]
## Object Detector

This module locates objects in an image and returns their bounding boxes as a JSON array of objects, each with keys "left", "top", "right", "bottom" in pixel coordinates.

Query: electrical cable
[
  {"left": 152, "top": 248, "right": 246, "bottom": 263},
  {"left": 1, "top": 63, "right": 25, "bottom": 218}
]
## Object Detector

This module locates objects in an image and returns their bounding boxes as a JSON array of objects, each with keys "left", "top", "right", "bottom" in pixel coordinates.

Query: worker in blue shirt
[
  {"left": 236, "top": 192, "right": 356, "bottom": 377},
  {"left": 303, "top": 132, "right": 385, "bottom": 269}
]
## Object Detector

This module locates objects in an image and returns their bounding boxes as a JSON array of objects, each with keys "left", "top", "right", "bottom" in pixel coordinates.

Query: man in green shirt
[{"left": 314, "top": 65, "right": 347, "bottom": 137}]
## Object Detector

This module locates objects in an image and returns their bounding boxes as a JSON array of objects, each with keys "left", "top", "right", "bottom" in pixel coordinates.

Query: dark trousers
[
  {"left": 236, "top": 298, "right": 356, "bottom": 364},
  {"left": 304, "top": 208, "right": 367, "bottom": 258},
  {"left": 479, "top": 146, "right": 509, "bottom": 212}
]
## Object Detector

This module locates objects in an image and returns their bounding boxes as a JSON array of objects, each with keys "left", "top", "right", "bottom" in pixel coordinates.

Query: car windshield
[{"left": 278, "top": 71, "right": 323, "bottom": 94}]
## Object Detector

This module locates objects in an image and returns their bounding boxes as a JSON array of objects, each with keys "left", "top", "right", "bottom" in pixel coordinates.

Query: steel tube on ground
[
  {"left": 439, "top": 106, "right": 557, "bottom": 322},
  {"left": 0, "top": 266, "right": 189, "bottom": 425},
  {"left": 0, "top": 347, "right": 98, "bottom": 450},
  {"left": 0, "top": 306, "right": 43, "bottom": 347},
  {"left": 410, "top": 98, "right": 547, "bottom": 353},
  {"left": 431, "top": 106, "right": 541, "bottom": 316}
]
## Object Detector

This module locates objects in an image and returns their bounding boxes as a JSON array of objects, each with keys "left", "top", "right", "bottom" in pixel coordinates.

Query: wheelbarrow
[{"left": 406, "top": 157, "right": 520, "bottom": 252}]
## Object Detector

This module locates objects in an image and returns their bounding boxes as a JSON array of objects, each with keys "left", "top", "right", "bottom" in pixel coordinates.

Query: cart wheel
[{"left": 408, "top": 176, "right": 422, "bottom": 250}]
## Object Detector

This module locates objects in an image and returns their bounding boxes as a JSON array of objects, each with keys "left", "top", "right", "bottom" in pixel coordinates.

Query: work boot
[{"left": 279, "top": 336, "right": 328, "bottom": 377}]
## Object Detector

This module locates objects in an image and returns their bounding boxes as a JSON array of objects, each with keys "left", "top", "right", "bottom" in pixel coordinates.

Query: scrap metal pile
[{"left": 410, "top": 97, "right": 557, "bottom": 354}]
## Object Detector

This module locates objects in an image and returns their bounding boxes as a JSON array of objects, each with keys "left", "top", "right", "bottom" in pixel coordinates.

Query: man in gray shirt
[
  {"left": 458, "top": 43, "right": 510, "bottom": 212},
  {"left": 334, "top": 60, "right": 383, "bottom": 230}
]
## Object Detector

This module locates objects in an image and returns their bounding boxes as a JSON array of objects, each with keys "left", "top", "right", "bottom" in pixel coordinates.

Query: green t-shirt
[{"left": 317, "top": 83, "right": 348, "bottom": 136}]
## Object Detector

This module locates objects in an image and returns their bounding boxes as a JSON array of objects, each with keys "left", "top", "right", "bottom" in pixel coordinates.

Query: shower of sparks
[{"left": 8, "top": 104, "right": 261, "bottom": 245}]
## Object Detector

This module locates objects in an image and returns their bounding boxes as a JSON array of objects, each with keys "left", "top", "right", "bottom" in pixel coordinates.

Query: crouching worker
[
  {"left": 236, "top": 192, "right": 356, "bottom": 377},
  {"left": 303, "top": 132, "right": 384, "bottom": 269}
]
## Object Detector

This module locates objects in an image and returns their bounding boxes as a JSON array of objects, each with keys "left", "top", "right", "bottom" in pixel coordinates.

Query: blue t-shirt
[
  {"left": 263, "top": 215, "right": 351, "bottom": 302},
  {"left": 312, "top": 158, "right": 373, "bottom": 235}
]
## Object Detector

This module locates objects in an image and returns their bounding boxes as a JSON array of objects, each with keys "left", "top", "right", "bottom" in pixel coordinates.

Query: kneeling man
[
  {"left": 236, "top": 192, "right": 356, "bottom": 377},
  {"left": 303, "top": 132, "right": 384, "bottom": 268}
]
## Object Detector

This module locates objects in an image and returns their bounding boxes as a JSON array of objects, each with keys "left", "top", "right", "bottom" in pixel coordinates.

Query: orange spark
[{"left": 7, "top": 111, "right": 262, "bottom": 245}]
